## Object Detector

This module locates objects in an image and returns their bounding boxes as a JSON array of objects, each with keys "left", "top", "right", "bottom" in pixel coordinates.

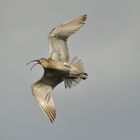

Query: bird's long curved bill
[
  {"left": 27, "top": 60, "right": 39, "bottom": 71},
  {"left": 27, "top": 60, "right": 38, "bottom": 65}
]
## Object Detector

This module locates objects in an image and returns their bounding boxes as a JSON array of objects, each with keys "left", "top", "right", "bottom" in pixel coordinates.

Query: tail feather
[
  {"left": 68, "top": 57, "right": 85, "bottom": 73},
  {"left": 64, "top": 57, "right": 87, "bottom": 89},
  {"left": 63, "top": 77, "right": 81, "bottom": 89}
]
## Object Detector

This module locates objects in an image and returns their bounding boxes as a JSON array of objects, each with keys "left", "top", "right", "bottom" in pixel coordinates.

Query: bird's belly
[{"left": 46, "top": 67, "right": 69, "bottom": 78}]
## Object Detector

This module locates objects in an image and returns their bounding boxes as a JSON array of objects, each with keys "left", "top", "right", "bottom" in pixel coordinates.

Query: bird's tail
[{"left": 63, "top": 57, "right": 88, "bottom": 89}]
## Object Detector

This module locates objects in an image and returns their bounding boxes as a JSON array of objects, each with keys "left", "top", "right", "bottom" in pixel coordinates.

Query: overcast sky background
[{"left": 0, "top": 0, "right": 140, "bottom": 140}]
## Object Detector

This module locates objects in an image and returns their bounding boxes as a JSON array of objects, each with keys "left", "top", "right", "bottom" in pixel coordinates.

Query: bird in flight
[{"left": 27, "top": 15, "right": 88, "bottom": 123}]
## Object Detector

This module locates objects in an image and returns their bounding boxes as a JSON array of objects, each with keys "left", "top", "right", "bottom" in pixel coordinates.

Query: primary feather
[{"left": 48, "top": 15, "right": 87, "bottom": 62}]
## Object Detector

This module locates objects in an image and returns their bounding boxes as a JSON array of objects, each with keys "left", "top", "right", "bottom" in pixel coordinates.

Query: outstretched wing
[
  {"left": 32, "top": 72, "right": 62, "bottom": 123},
  {"left": 48, "top": 15, "right": 87, "bottom": 62}
]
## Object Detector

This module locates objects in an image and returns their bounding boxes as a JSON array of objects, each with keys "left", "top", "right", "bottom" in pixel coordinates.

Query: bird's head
[{"left": 27, "top": 58, "right": 49, "bottom": 70}]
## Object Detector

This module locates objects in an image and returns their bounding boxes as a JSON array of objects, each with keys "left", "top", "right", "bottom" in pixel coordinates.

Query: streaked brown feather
[
  {"left": 32, "top": 72, "right": 62, "bottom": 123},
  {"left": 48, "top": 15, "right": 87, "bottom": 62}
]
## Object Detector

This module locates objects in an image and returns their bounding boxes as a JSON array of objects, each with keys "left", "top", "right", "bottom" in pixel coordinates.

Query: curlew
[{"left": 27, "top": 15, "right": 88, "bottom": 123}]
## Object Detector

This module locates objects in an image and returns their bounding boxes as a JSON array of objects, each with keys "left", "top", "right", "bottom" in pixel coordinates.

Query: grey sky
[{"left": 0, "top": 0, "right": 140, "bottom": 140}]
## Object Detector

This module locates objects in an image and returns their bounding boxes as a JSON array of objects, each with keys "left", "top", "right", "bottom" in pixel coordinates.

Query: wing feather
[
  {"left": 48, "top": 15, "right": 87, "bottom": 62},
  {"left": 32, "top": 72, "right": 62, "bottom": 123}
]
